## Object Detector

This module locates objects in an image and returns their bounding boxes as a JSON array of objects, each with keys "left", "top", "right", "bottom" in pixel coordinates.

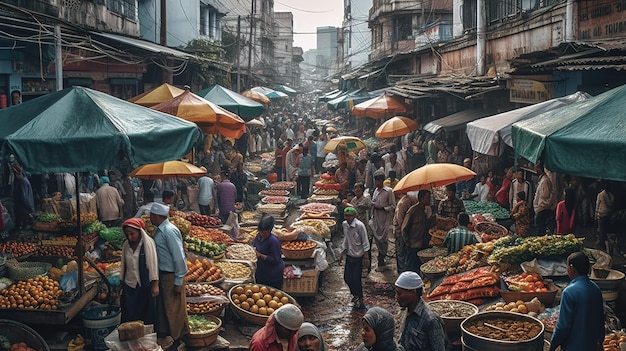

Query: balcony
[
  {"left": 369, "top": 0, "right": 420, "bottom": 21},
  {"left": 1, "top": 0, "right": 58, "bottom": 16},
  {"left": 415, "top": 22, "right": 452, "bottom": 49}
]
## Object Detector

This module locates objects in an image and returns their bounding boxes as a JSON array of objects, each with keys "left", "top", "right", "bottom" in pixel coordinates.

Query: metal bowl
[{"left": 461, "top": 311, "right": 544, "bottom": 351}]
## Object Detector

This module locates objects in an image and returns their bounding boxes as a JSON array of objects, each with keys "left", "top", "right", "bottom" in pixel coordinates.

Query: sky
[{"left": 274, "top": 0, "right": 343, "bottom": 52}]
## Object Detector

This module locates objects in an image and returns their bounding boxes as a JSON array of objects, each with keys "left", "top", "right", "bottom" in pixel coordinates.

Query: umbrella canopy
[
  {"left": 251, "top": 86, "right": 289, "bottom": 99},
  {"left": 393, "top": 163, "right": 476, "bottom": 193},
  {"left": 128, "top": 83, "right": 185, "bottom": 107},
  {"left": 511, "top": 84, "right": 626, "bottom": 181},
  {"left": 274, "top": 85, "right": 298, "bottom": 96},
  {"left": 375, "top": 116, "right": 419, "bottom": 138},
  {"left": 196, "top": 85, "right": 265, "bottom": 121},
  {"left": 466, "top": 92, "right": 590, "bottom": 156},
  {"left": 318, "top": 89, "right": 342, "bottom": 102},
  {"left": 130, "top": 160, "right": 206, "bottom": 179},
  {"left": 323, "top": 136, "right": 366, "bottom": 153},
  {"left": 0, "top": 86, "right": 201, "bottom": 173},
  {"left": 352, "top": 93, "right": 413, "bottom": 119},
  {"left": 327, "top": 89, "right": 373, "bottom": 110},
  {"left": 242, "top": 90, "right": 271, "bottom": 104},
  {"left": 151, "top": 90, "right": 246, "bottom": 139},
  {"left": 246, "top": 118, "right": 265, "bottom": 128}
]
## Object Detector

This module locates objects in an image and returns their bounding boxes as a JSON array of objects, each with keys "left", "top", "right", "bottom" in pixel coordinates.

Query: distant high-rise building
[
  {"left": 316, "top": 26, "right": 338, "bottom": 78},
  {"left": 341, "top": 0, "right": 371, "bottom": 71}
]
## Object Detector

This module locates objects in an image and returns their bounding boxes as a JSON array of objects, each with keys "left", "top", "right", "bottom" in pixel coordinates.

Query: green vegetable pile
[
  {"left": 84, "top": 220, "right": 106, "bottom": 235},
  {"left": 188, "top": 315, "right": 219, "bottom": 334},
  {"left": 488, "top": 234, "right": 584, "bottom": 265},
  {"left": 99, "top": 227, "right": 125, "bottom": 248},
  {"left": 38, "top": 213, "right": 60, "bottom": 223},
  {"left": 463, "top": 200, "right": 510, "bottom": 219}
]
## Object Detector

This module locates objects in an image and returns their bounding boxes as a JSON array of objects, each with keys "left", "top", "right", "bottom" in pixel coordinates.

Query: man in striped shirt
[{"left": 442, "top": 213, "right": 478, "bottom": 254}]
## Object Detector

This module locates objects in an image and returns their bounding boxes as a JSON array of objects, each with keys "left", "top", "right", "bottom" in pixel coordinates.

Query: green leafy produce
[
  {"left": 488, "top": 234, "right": 584, "bottom": 265},
  {"left": 463, "top": 200, "right": 510, "bottom": 219},
  {"left": 84, "top": 220, "right": 106, "bottom": 235},
  {"left": 188, "top": 315, "right": 219, "bottom": 334},
  {"left": 38, "top": 212, "right": 60, "bottom": 223},
  {"left": 99, "top": 227, "right": 125, "bottom": 248}
]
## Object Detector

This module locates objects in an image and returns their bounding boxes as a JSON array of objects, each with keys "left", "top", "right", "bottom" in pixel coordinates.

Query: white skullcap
[
  {"left": 395, "top": 271, "right": 423, "bottom": 290},
  {"left": 150, "top": 202, "right": 170, "bottom": 216},
  {"left": 273, "top": 304, "right": 304, "bottom": 331}
]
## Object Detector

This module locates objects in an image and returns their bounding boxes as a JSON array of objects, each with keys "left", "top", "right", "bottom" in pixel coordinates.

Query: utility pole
[
  {"left": 160, "top": 0, "right": 173, "bottom": 83},
  {"left": 248, "top": 0, "right": 255, "bottom": 77},
  {"left": 237, "top": 15, "right": 241, "bottom": 93}
]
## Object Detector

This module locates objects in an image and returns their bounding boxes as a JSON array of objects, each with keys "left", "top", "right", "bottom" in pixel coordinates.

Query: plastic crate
[{"left": 282, "top": 270, "right": 319, "bottom": 296}]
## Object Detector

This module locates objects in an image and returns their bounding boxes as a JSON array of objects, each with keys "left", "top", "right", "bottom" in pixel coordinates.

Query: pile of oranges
[
  {"left": 230, "top": 284, "right": 291, "bottom": 316},
  {"left": 0, "top": 276, "right": 62, "bottom": 310}
]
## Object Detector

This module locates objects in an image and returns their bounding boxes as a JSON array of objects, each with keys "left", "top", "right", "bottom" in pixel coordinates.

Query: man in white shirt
[
  {"left": 471, "top": 174, "right": 490, "bottom": 202},
  {"left": 384, "top": 152, "right": 406, "bottom": 179},
  {"left": 197, "top": 169, "right": 215, "bottom": 215}
]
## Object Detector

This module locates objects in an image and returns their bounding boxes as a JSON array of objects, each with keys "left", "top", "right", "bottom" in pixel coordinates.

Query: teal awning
[{"left": 197, "top": 85, "right": 265, "bottom": 121}]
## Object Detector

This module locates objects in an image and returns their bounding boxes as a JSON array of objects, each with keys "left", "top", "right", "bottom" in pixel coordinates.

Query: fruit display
[
  {"left": 188, "top": 226, "right": 234, "bottom": 245},
  {"left": 229, "top": 284, "right": 293, "bottom": 316},
  {"left": 259, "top": 189, "right": 290, "bottom": 197},
  {"left": 270, "top": 181, "right": 296, "bottom": 190},
  {"left": 314, "top": 174, "right": 342, "bottom": 191},
  {"left": 184, "top": 213, "right": 222, "bottom": 227},
  {"left": 463, "top": 316, "right": 542, "bottom": 341},
  {"left": 0, "top": 242, "right": 36, "bottom": 258},
  {"left": 186, "top": 284, "right": 228, "bottom": 314},
  {"left": 187, "top": 284, "right": 225, "bottom": 297},
  {"left": 299, "top": 203, "right": 336, "bottom": 213},
  {"left": 185, "top": 237, "right": 226, "bottom": 258},
  {"left": 69, "top": 212, "right": 98, "bottom": 226},
  {"left": 282, "top": 240, "right": 316, "bottom": 251},
  {"left": 462, "top": 200, "right": 510, "bottom": 219},
  {"left": 225, "top": 243, "right": 257, "bottom": 262},
  {"left": 503, "top": 272, "right": 550, "bottom": 293},
  {"left": 215, "top": 261, "right": 252, "bottom": 280},
  {"left": 185, "top": 258, "right": 224, "bottom": 283},
  {"left": 602, "top": 332, "right": 626, "bottom": 351},
  {"left": 38, "top": 213, "right": 61, "bottom": 223},
  {"left": 38, "top": 245, "right": 74, "bottom": 257},
  {"left": 188, "top": 314, "right": 220, "bottom": 334},
  {"left": 487, "top": 234, "right": 584, "bottom": 265},
  {"left": 5, "top": 342, "right": 37, "bottom": 351},
  {"left": 427, "top": 267, "right": 500, "bottom": 304},
  {"left": 0, "top": 276, "right": 62, "bottom": 310},
  {"left": 169, "top": 215, "right": 191, "bottom": 237},
  {"left": 446, "top": 244, "right": 491, "bottom": 275},
  {"left": 261, "top": 196, "right": 289, "bottom": 204},
  {"left": 484, "top": 297, "right": 544, "bottom": 317}
]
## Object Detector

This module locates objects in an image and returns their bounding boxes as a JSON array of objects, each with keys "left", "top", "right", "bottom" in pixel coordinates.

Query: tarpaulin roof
[
  {"left": 511, "top": 84, "right": 626, "bottom": 181},
  {"left": 196, "top": 85, "right": 265, "bottom": 121},
  {"left": 466, "top": 92, "right": 590, "bottom": 156},
  {"left": 423, "top": 108, "right": 497, "bottom": 134}
]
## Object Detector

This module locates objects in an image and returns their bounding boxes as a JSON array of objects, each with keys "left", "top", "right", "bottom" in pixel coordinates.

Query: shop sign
[
  {"left": 509, "top": 79, "right": 553, "bottom": 104},
  {"left": 578, "top": 0, "right": 626, "bottom": 39}
]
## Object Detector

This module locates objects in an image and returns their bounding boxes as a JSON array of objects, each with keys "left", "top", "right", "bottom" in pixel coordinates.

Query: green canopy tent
[
  {"left": 511, "top": 84, "right": 626, "bottom": 181},
  {"left": 251, "top": 86, "right": 289, "bottom": 99},
  {"left": 0, "top": 86, "right": 202, "bottom": 296},
  {"left": 196, "top": 85, "right": 265, "bottom": 121},
  {"left": 274, "top": 85, "right": 299, "bottom": 96},
  {"left": 327, "top": 89, "right": 373, "bottom": 110}
]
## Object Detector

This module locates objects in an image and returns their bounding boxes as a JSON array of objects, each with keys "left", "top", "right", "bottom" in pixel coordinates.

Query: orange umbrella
[
  {"left": 151, "top": 89, "right": 246, "bottom": 138},
  {"left": 393, "top": 163, "right": 476, "bottom": 193},
  {"left": 128, "top": 83, "right": 185, "bottom": 107},
  {"left": 130, "top": 160, "right": 206, "bottom": 179},
  {"left": 375, "top": 116, "right": 419, "bottom": 138},
  {"left": 242, "top": 90, "right": 270, "bottom": 104},
  {"left": 352, "top": 93, "right": 413, "bottom": 119}
]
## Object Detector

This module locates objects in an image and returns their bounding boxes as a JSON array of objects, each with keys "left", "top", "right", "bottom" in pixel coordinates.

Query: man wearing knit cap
[
  {"left": 150, "top": 202, "right": 189, "bottom": 349},
  {"left": 395, "top": 271, "right": 448, "bottom": 351},
  {"left": 250, "top": 304, "right": 304, "bottom": 351},
  {"left": 338, "top": 206, "right": 370, "bottom": 309}
]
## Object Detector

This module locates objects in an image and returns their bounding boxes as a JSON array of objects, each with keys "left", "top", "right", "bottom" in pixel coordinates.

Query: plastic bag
[
  {"left": 60, "top": 270, "right": 78, "bottom": 291},
  {"left": 521, "top": 258, "right": 567, "bottom": 276},
  {"left": 104, "top": 325, "right": 160, "bottom": 351},
  {"left": 226, "top": 211, "right": 240, "bottom": 240}
]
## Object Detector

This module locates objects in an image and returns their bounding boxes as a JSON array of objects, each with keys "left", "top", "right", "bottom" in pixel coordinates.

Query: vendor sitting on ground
[{"left": 442, "top": 213, "right": 477, "bottom": 254}]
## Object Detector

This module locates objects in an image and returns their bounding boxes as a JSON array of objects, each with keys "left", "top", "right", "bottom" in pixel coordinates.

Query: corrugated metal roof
[{"left": 389, "top": 75, "right": 505, "bottom": 99}]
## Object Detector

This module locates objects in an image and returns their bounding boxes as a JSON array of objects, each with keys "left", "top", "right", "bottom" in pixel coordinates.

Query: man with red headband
[{"left": 120, "top": 218, "right": 159, "bottom": 324}]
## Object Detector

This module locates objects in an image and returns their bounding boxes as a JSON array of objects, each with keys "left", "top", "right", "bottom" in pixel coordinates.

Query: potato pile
[
  {"left": 187, "top": 284, "right": 225, "bottom": 297},
  {"left": 230, "top": 284, "right": 291, "bottom": 316},
  {"left": 225, "top": 243, "right": 257, "bottom": 262},
  {"left": 0, "top": 276, "right": 62, "bottom": 310},
  {"left": 215, "top": 261, "right": 251, "bottom": 279},
  {"left": 484, "top": 297, "right": 544, "bottom": 317}
]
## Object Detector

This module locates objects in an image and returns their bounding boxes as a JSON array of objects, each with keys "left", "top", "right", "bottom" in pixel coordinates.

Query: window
[
  {"left": 200, "top": 6, "right": 208, "bottom": 36},
  {"left": 462, "top": 0, "right": 477, "bottom": 30},
  {"left": 393, "top": 16, "right": 413, "bottom": 41},
  {"left": 106, "top": 0, "right": 136, "bottom": 18}
]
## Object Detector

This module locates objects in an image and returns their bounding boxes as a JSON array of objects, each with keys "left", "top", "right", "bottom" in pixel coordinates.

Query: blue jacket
[{"left": 549, "top": 275, "right": 604, "bottom": 351}]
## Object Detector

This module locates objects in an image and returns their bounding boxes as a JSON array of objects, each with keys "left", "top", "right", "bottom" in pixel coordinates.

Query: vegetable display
[
  {"left": 184, "top": 213, "right": 222, "bottom": 227},
  {"left": 188, "top": 315, "right": 219, "bottom": 334},
  {"left": 185, "top": 258, "right": 224, "bottom": 283},
  {"left": 0, "top": 242, "right": 36, "bottom": 257},
  {"left": 185, "top": 237, "right": 226, "bottom": 258},
  {"left": 463, "top": 201, "right": 510, "bottom": 219},
  {"left": 38, "top": 213, "right": 60, "bottom": 223},
  {"left": 487, "top": 234, "right": 583, "bottom": 265}
]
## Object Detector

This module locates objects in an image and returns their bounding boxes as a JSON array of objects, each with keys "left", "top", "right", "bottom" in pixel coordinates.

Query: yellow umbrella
[
  {"left": 375, "top": 116, "right": 419, "bottom": 138},
  {"left": 323, "top": 136, "right": 366, "bottom": 153},
  {"left": 130, "top": 160, "right": 207, "bottom": 180},
  {"left": 242, "top": 90, "right": 271, "bottom": 104},
  {"left": 128, "top": 83, "right": 185, "bottom": 107},
  {"left": 393, "top": 163, "right": 476, "bottom": 193}
]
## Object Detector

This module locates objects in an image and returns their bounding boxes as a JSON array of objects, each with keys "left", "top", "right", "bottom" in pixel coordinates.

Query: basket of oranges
[
  {"left": 228, "top": 284, "right": 298, "bottom": 326},
  {"left": 281, "top": 240, "right": 317, "bottom": 260}
]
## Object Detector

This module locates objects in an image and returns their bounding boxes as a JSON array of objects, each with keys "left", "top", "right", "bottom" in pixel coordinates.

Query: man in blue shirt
[
  {"left": 549, "top": 252, "right": 604, "bottom": 351},
  {"left": 150, "top": 202, "right": 189, "bottom": 349}
]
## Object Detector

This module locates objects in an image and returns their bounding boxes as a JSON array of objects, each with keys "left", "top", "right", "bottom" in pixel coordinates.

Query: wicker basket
[
  {"left": 474, "top": 222, "right": 508, "bottom": 237},
  {"left": 228, "top": 284, "right": 298, "bottom": 326},
  {"left": 417, "top": 247, "right": 448, "bottom": 263},
  {"left": 184, "top": 315, "right": 222, "bottom": 347},
  {"left": 281, "top": 244, "right": 316, "bottom": 260},
  {"left": 436, "top": 216, "right": 458, "bottom": 231},
  {"left": 429, "top": 228, "right": 448, "bottom": 241},
  {"left": 7, "top": 261, "right": 52, "bottom": 281},
  {"left": 0, "top": 319, "right": 50, "bottom": 351}
]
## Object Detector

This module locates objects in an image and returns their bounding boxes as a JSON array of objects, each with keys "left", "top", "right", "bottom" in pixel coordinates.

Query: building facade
[
  {"left": 316, "top": 26, "right": 339, "bottom": 79},
  {"left": 341, "top": 0, "right": 372, "bottom": 71}
]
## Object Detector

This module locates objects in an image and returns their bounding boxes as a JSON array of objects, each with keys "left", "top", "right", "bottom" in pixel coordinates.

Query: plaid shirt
[
  {"left": 400, "top": 299, "right": 449, "bottom": 351},
  {"left": 437, "top": 196, "right": 465, "bottom": 219},
  {"left": 443, "top": 225, "right": 478, "bottom": 254}
]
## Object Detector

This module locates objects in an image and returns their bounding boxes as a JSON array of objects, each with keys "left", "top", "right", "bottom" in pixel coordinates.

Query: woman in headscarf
[
  {"left": 120, "top": 218, "right": 159, "bottom": 324},
  {"left": 357, "top": 307, "right": 405, "bottom": 351},
  {"left": 296, "top": 322, "right": 328, "bottom": 351},
  {"left": 252, "top": 214, "right": 285, "bottom": 289}
]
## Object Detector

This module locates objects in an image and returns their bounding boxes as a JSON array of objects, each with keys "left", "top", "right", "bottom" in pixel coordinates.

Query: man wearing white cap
[
  {"left": 250, "top": 304, "right": 304, "bottom": 351},
  {"left": 394, "top": 271, "right": 448, "bottom": 351},
  {"left": 150, "top": 202, "right": 189, "bottom": 349}
]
